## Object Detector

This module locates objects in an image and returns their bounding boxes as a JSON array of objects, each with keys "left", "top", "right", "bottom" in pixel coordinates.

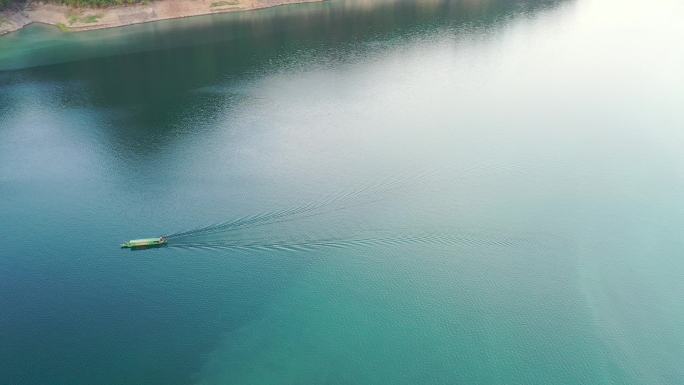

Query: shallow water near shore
[{"left": 2, "top": 0, "right": 684, "bottom": 384}]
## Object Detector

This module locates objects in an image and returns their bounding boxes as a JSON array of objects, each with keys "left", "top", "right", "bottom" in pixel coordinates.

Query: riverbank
[{"left": 0, "top": 0, "right": 323, "bottom": 35}]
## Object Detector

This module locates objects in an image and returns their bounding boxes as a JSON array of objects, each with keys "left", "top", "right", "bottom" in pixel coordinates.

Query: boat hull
[{"left": 121, "top": 237, "right": 167, "bottom": 249}]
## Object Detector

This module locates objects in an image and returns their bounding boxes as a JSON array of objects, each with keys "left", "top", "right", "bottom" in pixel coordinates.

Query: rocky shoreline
[{"left": 1, "top": 0, "right": 323, "bottom": 36}]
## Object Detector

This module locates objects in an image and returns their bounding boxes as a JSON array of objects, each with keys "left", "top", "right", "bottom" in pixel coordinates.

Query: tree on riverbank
[{"left": 0, "top": 0, "right": 18, "bottom": 10}]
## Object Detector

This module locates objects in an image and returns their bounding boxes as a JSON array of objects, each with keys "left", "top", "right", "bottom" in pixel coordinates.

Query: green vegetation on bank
[
  {"left": 210, "top": 0, "right": 238, "bottom": 7},
  {"left": 1, "top": 0, "right": 143, "bottom": 10},
  {"left": 0, "top": 0, "right": 18, "bottom": 10},
  {"left": 67, "top": 11, "right": 102, "bottom": 24},
  {"left": 58, "top": 0, "right": 143, "bottom": 7}
]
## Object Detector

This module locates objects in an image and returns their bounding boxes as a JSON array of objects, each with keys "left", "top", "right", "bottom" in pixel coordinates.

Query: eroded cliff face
[{"left": 1, "top": 6, "right": 30, "bottom": 35}]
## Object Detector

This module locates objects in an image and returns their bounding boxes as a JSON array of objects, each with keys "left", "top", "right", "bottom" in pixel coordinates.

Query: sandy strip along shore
[{"left": 1, "top": 0, "right": 323, "bottom": 35}]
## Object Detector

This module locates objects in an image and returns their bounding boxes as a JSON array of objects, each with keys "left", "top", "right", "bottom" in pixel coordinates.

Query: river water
[{"left": 1, "top": 0, "right": 683, "bottom": 384}]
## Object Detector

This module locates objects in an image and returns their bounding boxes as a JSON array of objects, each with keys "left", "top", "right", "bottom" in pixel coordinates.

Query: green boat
[{"left": 121, "top": 236, "right": 167, "bottom": 249}]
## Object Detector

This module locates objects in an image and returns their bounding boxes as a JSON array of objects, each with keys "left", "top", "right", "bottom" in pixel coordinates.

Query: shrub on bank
[
  {"left": 58, "top": 0, "right": 144, "bottom": 6},
  {"left": 0, "top": 0, "right": 16, "bottom": 10}
]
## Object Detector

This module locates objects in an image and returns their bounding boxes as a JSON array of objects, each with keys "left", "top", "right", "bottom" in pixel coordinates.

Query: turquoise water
[{"left": 1, "top": 0, "right": 684, "bottom": 384}]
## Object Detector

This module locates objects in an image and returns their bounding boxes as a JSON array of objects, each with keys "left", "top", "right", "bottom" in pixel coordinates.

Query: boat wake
[
  {"left": 167, "top": 231, "right": 527, "bottom": 254},
  {"left": 158, "top": 165, "right": 532, "bottom": 254},
  {"left": 165, "top": 172, "right": 431, "bottom": 241}
]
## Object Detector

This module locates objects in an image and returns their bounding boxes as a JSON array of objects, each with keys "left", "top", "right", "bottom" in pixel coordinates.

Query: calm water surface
[{"left": 1, "top": 0, "right": 683, "bottom": 384}]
